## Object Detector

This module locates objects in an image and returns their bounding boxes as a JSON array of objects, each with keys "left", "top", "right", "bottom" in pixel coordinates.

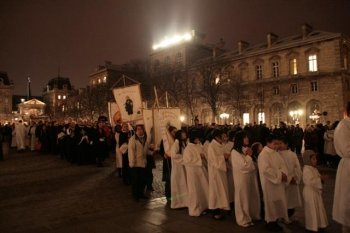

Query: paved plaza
[{"left": 0, "top": 148, "right": 342, "bottom": 233}]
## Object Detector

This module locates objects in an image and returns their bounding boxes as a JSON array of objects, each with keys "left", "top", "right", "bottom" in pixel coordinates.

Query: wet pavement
[{"left": 0, "top": 147, "right": 342, "bottom": 233}]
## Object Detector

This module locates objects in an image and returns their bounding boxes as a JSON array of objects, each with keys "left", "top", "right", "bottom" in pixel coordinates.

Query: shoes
[
  {"left": 213, "top": 214, "right": 224, "bottom": 220},
  {"left": 240, "top": 222, "right": 254, "bottom": 228}
]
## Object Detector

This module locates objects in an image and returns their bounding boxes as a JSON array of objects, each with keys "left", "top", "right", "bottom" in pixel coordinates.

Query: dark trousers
[
  {"left": 122, "top": 153, "right": 131, "bottom": 185},
  {"left": 131, "top": 167, "right": 146, "bottom": 199}
]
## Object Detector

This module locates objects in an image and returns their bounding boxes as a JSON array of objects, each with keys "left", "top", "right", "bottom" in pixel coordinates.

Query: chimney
[
  {"left": 267, "top": 33, "right": 278, "bottom": 48},
  {"left": 302, "top": 24, "right": 313, "bottom": 39},
  {"left": 238, "top": 40, "right": 249, "bottom": 55}
]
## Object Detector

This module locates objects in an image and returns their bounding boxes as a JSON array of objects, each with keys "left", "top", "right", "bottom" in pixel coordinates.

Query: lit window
[
  {"left": 20, "top": 98, "right": 25, "bottom": 102},
  {"left": 103, "top": 76, "right": 107, "bottom": 83},
  {"left": 273, "top": 86, "right": 280, "bottom": 95},
  {"left": 289, "top": 58, "right": 298, "bottom": 75},
  {"left": 98, "top": 79, "right": 101, "bottom": 84},
  {"left": 311, "top": 81, "right": 318, "bottom": 92},
  {"left": 258, "top": 112, "right": 265, "bottom": 123},
  {"left": 243, "top": 113, "right": 250, "bottom": 125},
  {"left": 58, "top": 95, "right": 61, "bottom": 100},
  {"left": 291, "top": 84, "right": 298, "bottom": 94},
  {"left": 92, "top": 80, "right": 96, "bottom": 85},
  {"left": 308, "top": 54, "right": 318, "bottom": 72},
  {"left": 272, "top": 62, "right": 279, "bottom": 78},
  {"left": 63, "top": 95, "right": 66, "bottom": 99},
  {"left": 256, "top": 65, "right": 263, "bottom": 80}
]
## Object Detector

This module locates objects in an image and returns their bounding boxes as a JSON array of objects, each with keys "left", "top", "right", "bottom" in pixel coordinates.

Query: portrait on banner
[{"left": 113, "top": 84, "right": 143, "bottom": 122}]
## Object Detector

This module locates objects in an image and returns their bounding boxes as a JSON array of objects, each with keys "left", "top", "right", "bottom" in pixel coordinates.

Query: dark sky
[{"left": 1, "top": 0, "right": 350, "bottom": 96}]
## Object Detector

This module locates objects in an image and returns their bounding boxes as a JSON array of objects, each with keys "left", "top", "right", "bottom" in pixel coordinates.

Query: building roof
[
  {"left": 12, "top": 95, "right": 43, "bottom": 111},
  {"left": 45, "top": 76, "right": 72, "bottom": 91},
  {"left": 0, "top": 71, "right": 12, "bottom": 85},
  {"left": 217, "top": 30, "right": 343, "bottom": 62},
  {"left": 21, "top": 98, "right": 46, "bottom": 106}
]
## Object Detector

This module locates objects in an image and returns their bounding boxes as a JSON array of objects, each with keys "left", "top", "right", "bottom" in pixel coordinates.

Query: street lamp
[
  {"left": 220, "top": 113, "right": 229, "bottom": 125},
  {"left": 289, "top": 109, "right": 302, "bottom": 124},
  {"left": 309, "top": 109, "right": 321, "bottom": 123},
  {"left": 179, "top": 115, "right": 185, "bottom": 124}
]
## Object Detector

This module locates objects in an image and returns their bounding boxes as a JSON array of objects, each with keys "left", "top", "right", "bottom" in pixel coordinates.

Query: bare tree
[{"left": 196, "top": 61, "right": 229, "bottom": 123}]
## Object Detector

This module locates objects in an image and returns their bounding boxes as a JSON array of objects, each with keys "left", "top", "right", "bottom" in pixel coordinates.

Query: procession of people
[{"left": 0, "top": 102, "right": 349, "bottom": 233}]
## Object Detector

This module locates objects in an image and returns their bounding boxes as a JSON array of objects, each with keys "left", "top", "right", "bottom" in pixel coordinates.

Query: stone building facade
[
  {"left": 151, "top": 25, "right": 350, "bottom": 127},
  {"left": 0, "top": 71, "right": 14, "bottom": 122},
  {"left": 211, "top": 24, "right": 350, "bottom": 127}
]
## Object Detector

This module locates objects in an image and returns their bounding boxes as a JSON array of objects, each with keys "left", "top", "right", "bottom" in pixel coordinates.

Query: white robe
[
  {"left": 208, "top": 139, "right": 230, "bottom": 210},
  {"left": 333, "top": 117, "right": 350, "bottom": 227},
  {"left": 170, "top": 139, "right": 188, "bottom": 209},
  {"left": 15, "top": 123, "right": 26, "bottom": 150},
  {"left": 223, "top": 141, "right": 235, "bottom": 203},
  {"left": 183, "top": 143, "right": 209, "bottom": 216},
  {"left": 303, "top": 165, "right": 328, "bottom": 231},
  {"left": 279, "top": 149, "right": 302, "bottom": 209},
  {"left": 258, "top": 146, "right": 289, "bottom": 223},
  {"left": 231, "top": 149, "right": 261, "bottom": 226},
  {"left": 29, "top": 125, "right": 37, "bottom": 151}
]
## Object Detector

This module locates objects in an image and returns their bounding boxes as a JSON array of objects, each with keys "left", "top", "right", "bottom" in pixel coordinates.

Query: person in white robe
[
  {"left": 222, "top": 131, "right": 234, "bottom": 204},
  {"left": 278, "top": 138, "right": 302, "bottom": 219},
  {"left": 257, "top": 134, "right": 289, "bottom": 232},
  {"left": 183, "top": 130, "right": 209, "bottom": 216},
  {"left": 170, "top": 130, "right": 188, "bottom": 209},
  {"left": 15, "top": 120, "right": 26, "bottom": 151},
  {"left": 208, "top": 129, "right": 231, "bottom": 220},
  {"left": 333, "top": 102, "right": 350, "bottom": 233},
  {"left": 302, "top": 150, "right": 328, "bottom": 232},
  {"left": 231, "top": 131, "right": 261, "bottom": 227}
]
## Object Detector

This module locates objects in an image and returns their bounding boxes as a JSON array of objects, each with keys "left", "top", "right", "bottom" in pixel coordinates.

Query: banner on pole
[
  {"left": 112, "top": 84, "right": 143, "bottom": 122},
  {"left": 153, "top": 108, "right": 181, "bottom": 149}
]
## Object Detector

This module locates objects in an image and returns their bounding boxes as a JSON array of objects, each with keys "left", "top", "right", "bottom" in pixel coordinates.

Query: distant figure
[
  {"left": 15, "top": 120, "right": 26, "bottom": 152},
  {"left": 125, "top": 96, "right": 133, "bottom": 115}
]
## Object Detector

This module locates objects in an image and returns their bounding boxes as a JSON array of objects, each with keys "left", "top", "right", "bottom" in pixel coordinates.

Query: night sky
[{"left": 1, "top": 0, "right": 350, "bottom": 96}]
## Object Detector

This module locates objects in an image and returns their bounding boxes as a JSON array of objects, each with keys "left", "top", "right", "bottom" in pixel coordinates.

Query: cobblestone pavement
[{"left": 0, "top": 147, "right": 342, "bottom": 233}]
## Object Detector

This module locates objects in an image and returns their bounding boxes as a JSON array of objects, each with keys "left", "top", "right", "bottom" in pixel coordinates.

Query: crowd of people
[{"left": 0, "top": 104, "right": 349, "bottom": 233}]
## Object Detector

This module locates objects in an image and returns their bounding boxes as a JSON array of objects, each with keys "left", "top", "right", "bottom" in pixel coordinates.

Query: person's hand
[
  {"left": 245, "top": 148, "right": 253, "bottom": 156},
  {"left": 281, "top": 172, "right": 288, "bottom": 182}
]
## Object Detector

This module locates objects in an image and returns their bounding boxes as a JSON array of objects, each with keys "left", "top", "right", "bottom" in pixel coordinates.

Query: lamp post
[
  {"left": 220, "top": 113, "right": 229, "bottom": 125},
  {"left": 289, "top": 109, "right": 302, "bottom": 125}
]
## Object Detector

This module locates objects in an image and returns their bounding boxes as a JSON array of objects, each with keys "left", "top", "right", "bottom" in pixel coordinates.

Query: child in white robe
[{"left": 302, "top": 150, "right": 328, "bottom": 232}]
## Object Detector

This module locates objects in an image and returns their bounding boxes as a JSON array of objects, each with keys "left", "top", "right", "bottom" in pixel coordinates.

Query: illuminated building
[
  {"left": 0, "top": 71, "right": 14, "bottom": 122},
  {"left": 151, "top": 25, "right": 350, "bottom": 126},
  {"left": 42, "top": 76, "right": 74, "bottom": 119}
]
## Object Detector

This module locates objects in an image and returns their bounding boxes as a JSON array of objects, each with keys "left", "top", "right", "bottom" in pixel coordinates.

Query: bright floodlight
[{"left": 152, "top": 32, "right": 193, "bottom": 50}]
